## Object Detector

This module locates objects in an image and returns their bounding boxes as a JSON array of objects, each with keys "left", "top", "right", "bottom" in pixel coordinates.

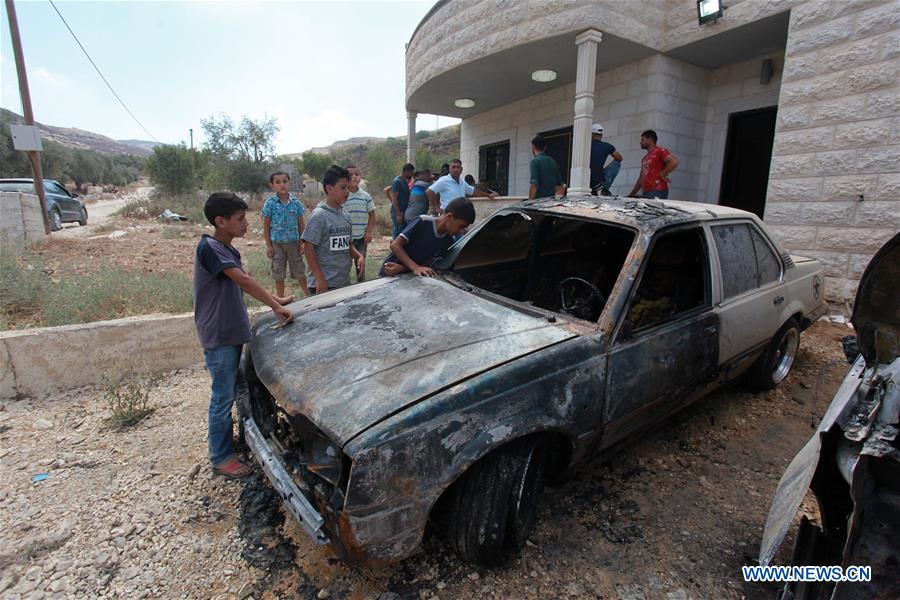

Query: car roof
[
  {"left": 519, "top": 195, "right": 757, "bottom": 233},
  {"left": 0, "top": 178, "right": 62, "bottom": 185}
]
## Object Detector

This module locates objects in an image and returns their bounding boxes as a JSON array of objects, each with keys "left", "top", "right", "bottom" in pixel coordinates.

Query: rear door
[
  {"left": 44, "top": 181, "right": 78, "bottom": 218},
  {"left": 710, "top": 221, "right": 785, "bottom": 370},
  {"left": 601, "top": 226, "right": 718, "bottom": 448}
]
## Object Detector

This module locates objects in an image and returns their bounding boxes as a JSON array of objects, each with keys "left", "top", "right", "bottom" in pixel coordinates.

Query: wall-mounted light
[
  {"left": 454, "top": 98, "right": 475, "bottom": 108},
  {"left": 697, "top": 0, "right": 723, "bottom": 25},
  {"left": 531, "top": 69, "right": 557, "bottom": 83}
]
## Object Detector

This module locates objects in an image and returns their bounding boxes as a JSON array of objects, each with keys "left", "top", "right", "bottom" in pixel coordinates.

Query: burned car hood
[
  {"left": 249, "top": 276, "right": 575, "bottom": 446},
  {"left": 851, "top": 231, "right": 900, "bottom": 365}
]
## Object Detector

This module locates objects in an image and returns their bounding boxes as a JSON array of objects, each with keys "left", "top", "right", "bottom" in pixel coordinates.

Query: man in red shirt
[{"left": 629, "top": 130, "right": 679, "bottom": 199}]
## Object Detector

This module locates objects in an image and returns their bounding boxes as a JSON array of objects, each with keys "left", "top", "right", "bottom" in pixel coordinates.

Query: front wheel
[
  {"left": 50, "top": 208, "right": 62, "bottom": 232},
  {"left": 440, "top": 436, "right": 548, "bottom": 566},
  {"left": 77, "top": 206, "right": 88, "bottom": 226},
  {"left": 745, "top": 318, "right": 801, "bottom": 391}
]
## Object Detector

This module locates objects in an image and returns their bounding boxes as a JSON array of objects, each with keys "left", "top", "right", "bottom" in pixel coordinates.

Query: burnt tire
[
  {"left": 745, "top": 318, "right": 801, "bottom": 392},
  {"left": 441, "top": 436, "right": 548, "bottom": 567}
]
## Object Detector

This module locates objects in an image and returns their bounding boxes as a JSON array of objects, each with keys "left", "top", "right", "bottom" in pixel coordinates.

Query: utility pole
[
  {"left": 5, "top": 0, "right": 51, "bottom": 234},
  {"left": 189, "top": 128, "right": 193, "bottom": 151}
]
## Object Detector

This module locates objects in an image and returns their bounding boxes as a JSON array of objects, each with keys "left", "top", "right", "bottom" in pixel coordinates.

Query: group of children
[{"left": 193, "top": 165, "right": 476, "bottom": 476}]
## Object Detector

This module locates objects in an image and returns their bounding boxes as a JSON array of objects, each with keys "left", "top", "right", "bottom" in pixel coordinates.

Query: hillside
[
  {"left": 284, "top": 124, "right": 461, "bottom": 167},
  {"left": 1, "top": 108, "right": 158, "bottom": 157}
]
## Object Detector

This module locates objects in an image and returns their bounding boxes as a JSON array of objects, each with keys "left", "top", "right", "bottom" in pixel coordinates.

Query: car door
[
  {"left": 600, "top": 226, "right": 719, "bottom": 449},
  {"left": 709, "top": 221, "right": 785, "bottom": 373},
  {"left": 44, "top": 181, "right": 77, "bottom": 218}
]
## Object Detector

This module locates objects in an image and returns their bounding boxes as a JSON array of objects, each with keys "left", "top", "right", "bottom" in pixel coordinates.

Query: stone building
[{"left": 403, "top": 0, "right": 899, "bottom": 303}]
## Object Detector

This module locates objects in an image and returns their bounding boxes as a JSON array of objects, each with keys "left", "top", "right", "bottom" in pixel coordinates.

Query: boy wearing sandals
[{"left": 193, "top": 192, "right": 294, "bottom": 478}]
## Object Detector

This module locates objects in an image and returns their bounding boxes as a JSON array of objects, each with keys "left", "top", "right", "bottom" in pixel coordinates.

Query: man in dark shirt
[
  {"left": 385, "top": 163, "right": 414, "bottom": 238},
  {"left": 589, "top": 123, "right": 623, "bottom": 196},
  {"left": 528, "top": 135, "right": 566, "bottom": 199}
]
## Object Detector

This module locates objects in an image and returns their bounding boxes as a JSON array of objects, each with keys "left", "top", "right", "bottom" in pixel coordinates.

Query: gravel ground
[{"left": 0, "top": 321, "right": 851, "bottom": 600}]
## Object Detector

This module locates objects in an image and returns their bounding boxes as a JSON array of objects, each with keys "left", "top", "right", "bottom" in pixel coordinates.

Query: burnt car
[
  {"left": 759, "top": 232, "right": 899, "bottom": 599},
  {"left": 238, "top": 196, "right": 827, "bottom": 566}
]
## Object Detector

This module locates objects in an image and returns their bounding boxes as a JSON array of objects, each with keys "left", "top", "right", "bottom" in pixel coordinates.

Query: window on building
[
  {"left": 539, "top": 126, "right": 572, "bottom": 187},
  {"left": 478, "top": 141, "right": 510, "bottom": 196}
]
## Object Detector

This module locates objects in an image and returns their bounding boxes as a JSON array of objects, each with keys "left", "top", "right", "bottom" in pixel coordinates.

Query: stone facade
[
  {"left": 409, "top": 0, "right": 899, "bottom": 304},
  {"left": 0, "top": 192, "right": 47, "bottom": 249}
]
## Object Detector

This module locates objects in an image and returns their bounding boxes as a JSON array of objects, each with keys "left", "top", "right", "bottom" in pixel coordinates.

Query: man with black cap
[{"left": 589, "top": 123, "right": 623, "bottom": 196}]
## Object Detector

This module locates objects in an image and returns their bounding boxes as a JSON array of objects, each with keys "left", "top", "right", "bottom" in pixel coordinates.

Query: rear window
[
  {"left": 0, "top": 182, "right": 35, "bottom": 193},
  {"left": 712, "top": 223, "right": 782, "bottom": 300}
]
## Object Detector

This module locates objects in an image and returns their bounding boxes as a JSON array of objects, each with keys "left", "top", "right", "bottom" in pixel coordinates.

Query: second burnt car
[{"left": 238, "top": 195, "right": 827, "bottom": 566}]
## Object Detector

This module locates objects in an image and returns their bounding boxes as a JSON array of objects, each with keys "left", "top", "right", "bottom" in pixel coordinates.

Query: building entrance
[
  {"left": 539, "top": 126, "right": 573, "bottom": 188},
  {"left": 719, "top": 107, "right": 777, "bottom": 219}
]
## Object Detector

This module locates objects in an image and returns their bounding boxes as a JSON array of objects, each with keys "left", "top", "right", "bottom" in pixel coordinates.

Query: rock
[
  {"left": 33, "top": 419, "right": 53, "bottom": 430},
  {"left": 667, "top": 591, "right": 689, "bottom": 600},
  {"left": 317, "top": 589, "right": 331, "bottom": 599},
  {"left": 378, "top": 594, "right": 401, "bottom": 600},
  {"left": 237, "top": 582, "right": 254, "bottom": 600},
  {"left": 615, "top": 585, "right": 646, "bottom": 600},
  {"left": 108, "top": 231, "right": 128, "bottom": 239},
  {"left": 468, "top": 572, "right": 480, "bottom": 581},
  {"left": 187, "top": 464, "right": 201, "bottom": 482}
]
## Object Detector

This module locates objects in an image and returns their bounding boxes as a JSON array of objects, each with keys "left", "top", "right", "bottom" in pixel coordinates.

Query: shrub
[{"left": 104, "top": 371, "right": 161, "bottom": 429}]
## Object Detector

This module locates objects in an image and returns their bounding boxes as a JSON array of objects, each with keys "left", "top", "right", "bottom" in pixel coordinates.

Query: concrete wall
[
  {"left": 0, "top": 313, "right": 203, "bottom": 400},
  {"left": 0, "top": 192, "right": 46, "bottom": 248},
  {"left": 767, "top": 0, "right": 900, "bottom": 302}
]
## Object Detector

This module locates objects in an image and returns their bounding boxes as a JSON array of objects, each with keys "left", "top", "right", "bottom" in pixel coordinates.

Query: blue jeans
[
  {"left": 390, "top": 208, "right": 406, "bottom": 239},
  {"left": 591, "top": 160, "right": 621, "bottom": 194},
  {"left": 643, "top": 189, "right": 668, "bottom": 199},
  {"left": 203, "top": 345, "right": 244, "bottom": 466}
]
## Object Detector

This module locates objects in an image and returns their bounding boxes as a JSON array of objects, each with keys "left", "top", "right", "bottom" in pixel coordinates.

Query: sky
[{"left": 0, "top": 0, "right": 458, "bottom": 154}]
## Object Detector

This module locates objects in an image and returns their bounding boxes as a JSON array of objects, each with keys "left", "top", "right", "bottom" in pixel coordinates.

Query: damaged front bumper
[{"left": 242, "top": 416, "right": 329, "bottom": 546}]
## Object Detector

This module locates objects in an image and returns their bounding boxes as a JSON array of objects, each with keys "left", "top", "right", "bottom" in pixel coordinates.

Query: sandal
[{"left": 212, "top": 456, "right": 254, "bottom": 479}]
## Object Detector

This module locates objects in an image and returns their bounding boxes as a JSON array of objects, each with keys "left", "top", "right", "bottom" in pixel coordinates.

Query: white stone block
[
  {"left": 597, "top": 82, "right": 629, "bottom": 104},
  {"left": 822, "top": 37, "right": 883, "bottom": 75},
  {"left": 627, "top": 75, "right": 656, "bottom": 97},
  {"left": 821, "top": 175, "right": 879, "bottom": 202},
  {"left": 797, "top": 249, "right": 850, "bottom": 277},
  {"left": 835, "top": 118, "right": 893, "bottom": 148},
  {"left": 876, "top": 173, "right": 900, "bottom": 199},
  {"left": 764, "top": 200, "right": 856, "bottom": 226},
  {"left": 767, "top": 177, "right": 825, "bottom": 203},
  {"left": 609, "top": 98, "right": 635, "bottom": 119},
  {"left": 848, "top": 253, "right": 874, "bottom": 278},
  {"left": 765, "top": 224, "right": 818, "bottom": 246},
  {"left": 812, "top": 149, "right": 860, "bottom": 177},
  {"left": 782, "top": 51, "right": 820, "bottom": 82},
  {"left": 811, "top": 95, "right": 868, "bottom": 125},
  {"left": 815, "top": 226, "right": 897, "bottom": 252},
  {"left": 823, "top": 276, "right": 855, "bottom": 303},
  {"left": 854, "top": 200, "right": 900, "bottom": 228},
  {"left": 867, "top": 88, "right": 900, "bottom": 119},
  {"left": 857, "top": 146, "right": 900, "bottom": 174},
  {"left": 854, "top": 1, "right": 900, "bottom": 38},
  {"left": 769, "top": 154, "right": 816, "bottom": 178},
  {"left": 778, "top": 105, "right": 813, "bottom": 130},
  {"left": 845, "top": 61, "right": 898, "bottom": 95},
  {"left": 772, "top": 125, "right": 836, "bottom": 156},
  {"left": 787, "top": 14, "right": 855, "bottom": 56},
  {"left": 612, "top": 62, "right": 638, "bottom": 84}
]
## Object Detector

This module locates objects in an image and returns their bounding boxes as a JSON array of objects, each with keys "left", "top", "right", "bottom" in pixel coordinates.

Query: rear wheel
[
  {"left": 49, "top": 208, "right": 62, "bottom": 232},
  {"left": 440, "top": 436, "right": 548, "bottom": 566},
  {"left": 745, "top": 318, "right": 801, "bottom": 391}
]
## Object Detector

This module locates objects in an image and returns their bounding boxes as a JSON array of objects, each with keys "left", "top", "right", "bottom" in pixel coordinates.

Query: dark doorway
[
  {"left": 539, "top": 126, "right": 573, "bottom": 187},
  {"left": 719, "top": 107, "right": 777, "bottom": 219},
  {"left": 478, "top": 140, "right": 510, "bottom": 196}
]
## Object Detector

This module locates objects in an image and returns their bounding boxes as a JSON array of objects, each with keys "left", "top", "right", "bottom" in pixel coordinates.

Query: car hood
[
  {"left": 851, "top": 232, "right": 899, "bottom": 365},
  {"left": 249, "top": 276, "right": 575, "bottom": 446}
]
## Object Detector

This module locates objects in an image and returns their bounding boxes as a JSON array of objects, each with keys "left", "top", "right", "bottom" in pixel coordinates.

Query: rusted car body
[
  {"left": 239, "top": 196, "right": 827, "bottom": 566},
  {"left": 759, "top": 232, "right": 899, "bottom": 599}
]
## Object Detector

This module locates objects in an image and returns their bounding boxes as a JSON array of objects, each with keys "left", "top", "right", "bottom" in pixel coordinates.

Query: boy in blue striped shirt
[{"left": 344, "top": 165, "right": 375, "bottom": 282}]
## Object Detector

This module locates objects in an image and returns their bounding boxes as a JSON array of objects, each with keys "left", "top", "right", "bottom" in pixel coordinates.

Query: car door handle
[
  {"left": 703, "top": 325, "right": 717, "bottom": 335},
  {"left": 773, "top": 295, "right": 784, "bottom": 305}
]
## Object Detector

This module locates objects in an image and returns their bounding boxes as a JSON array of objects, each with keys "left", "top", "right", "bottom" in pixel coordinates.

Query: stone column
[
  {"left": 568, "top": 29, "right": 603, "bottom": 196},
  {"left": 406, "top": 110, "right": 417, "bottom": 164}
]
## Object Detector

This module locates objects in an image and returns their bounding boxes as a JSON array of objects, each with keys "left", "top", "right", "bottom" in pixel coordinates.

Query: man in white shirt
[{"left": 426, "top": 158, "right": 497, "bottom": 214}]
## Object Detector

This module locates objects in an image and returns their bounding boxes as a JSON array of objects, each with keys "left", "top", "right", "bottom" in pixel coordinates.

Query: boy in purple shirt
[
  {"left": 194, "top": 192, "right": 293, "bottom": 478},
  {"left": 380, "top": 197, "right": 475, "bottom": 277}
]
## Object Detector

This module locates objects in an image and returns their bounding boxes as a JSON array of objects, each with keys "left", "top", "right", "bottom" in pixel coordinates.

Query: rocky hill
[
  {"left": 1, "top": 108, "right": 158, "bottom": 157},
  {"left": 284, "top": 124, "right": 461, "bottom": 165}
]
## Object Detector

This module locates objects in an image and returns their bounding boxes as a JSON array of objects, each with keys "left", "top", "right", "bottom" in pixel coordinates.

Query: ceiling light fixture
[
  {"left": 454, "top": 98, "right": 475, "bottom": 108},
  {"left": 531, "top": 69, "right": 557, "bottom": 83}
]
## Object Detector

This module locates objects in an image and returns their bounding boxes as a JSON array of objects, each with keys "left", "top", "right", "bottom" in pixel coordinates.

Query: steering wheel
[{"left": 558, "top": 277, "right": 606, "bottom": 321}]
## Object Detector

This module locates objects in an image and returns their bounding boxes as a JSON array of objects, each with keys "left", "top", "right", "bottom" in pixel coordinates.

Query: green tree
[
  {"left": 300, "top": 151, "right": 333, "bottom": 181},
  {"left": 366, "top": 143, "right": 400, "bottom": 194},
  {"left": 201, "top": 113, "right": 279, "bottom": 164},
  {"left": 413, "top": 147, "right": 440, "bottom": 173},
  {"left": 146, "top": 144, "right": 196, "bottom": 196}
]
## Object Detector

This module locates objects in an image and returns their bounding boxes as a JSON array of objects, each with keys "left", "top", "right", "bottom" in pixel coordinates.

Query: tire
[
  {"left": 441, "top": 436, "right": 548, "bottom": 566},
  {"left": 77, "top": 206, "right": 88, "bottom": 226},
  {"left": 745, "top": 318, "right": 801, "bottom": 391},
  {"left": 49, "top": 208, "right": 62, "bottom": 232}
]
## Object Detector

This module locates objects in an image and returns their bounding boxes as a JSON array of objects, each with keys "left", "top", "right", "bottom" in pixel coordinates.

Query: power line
[{"left": 47, "top": 0, "right": 159, "bottom": 142}]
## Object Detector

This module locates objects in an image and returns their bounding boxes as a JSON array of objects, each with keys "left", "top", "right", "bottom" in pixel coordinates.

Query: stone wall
[
  {"left": 767, "top": 0, "right": 900, "bottom": 302},
  {"left": 0, "top": 314, "right": 203, "bottom": 400},
  {"left": 0, "top": 192, "right": 46, "bottom": 248}
]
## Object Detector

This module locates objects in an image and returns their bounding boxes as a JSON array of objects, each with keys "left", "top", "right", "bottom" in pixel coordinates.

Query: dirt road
[
  {"left": 57, "top": 187, "right": 153, "bottom": 238},
  {"left": 0, "top": 322, "right": 851, "bottom": 599}
]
